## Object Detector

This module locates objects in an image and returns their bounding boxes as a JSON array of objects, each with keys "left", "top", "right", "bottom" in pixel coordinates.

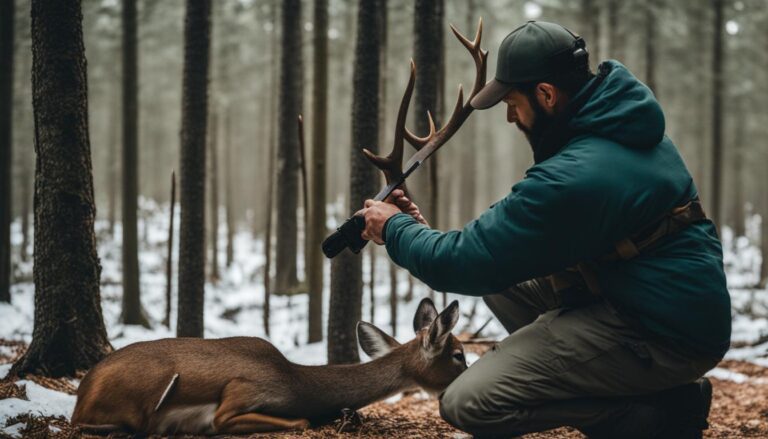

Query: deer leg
[
  {"left": 214, "top": 412, "right": 310, "bottom": 433},
  {"left": 212, "top": 379, "right": 309, "bottom": 433}
]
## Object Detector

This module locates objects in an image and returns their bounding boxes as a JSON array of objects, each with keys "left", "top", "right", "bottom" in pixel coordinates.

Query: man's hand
[
  {"left": 359, "top": 200, "right": 400, "bottom": 245},
  {"left": 359, "top": 189, "right": 429, "bottom": 245},
  {"left": 388, "top": 189, "right": 429, "bottom": 227}
]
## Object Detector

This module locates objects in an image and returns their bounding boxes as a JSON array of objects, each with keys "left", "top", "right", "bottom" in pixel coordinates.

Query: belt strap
[{"left": 548, "top": 199, "right": 707, "bottom": 295}]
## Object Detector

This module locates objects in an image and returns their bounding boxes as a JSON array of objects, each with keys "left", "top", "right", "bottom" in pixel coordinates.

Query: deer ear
[
  {"left": 413, "top": 298, "right": 438, "bottom": 333},
  {"left": 357, "top": 322, "right": 400, "bottom": 360},
  {"left": 425, "top": 300, "right": 460, "bottom": 348}
]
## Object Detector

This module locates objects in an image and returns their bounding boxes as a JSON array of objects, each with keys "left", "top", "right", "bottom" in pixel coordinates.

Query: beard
[{"left": 516, "top": 95, "right": 556, "bottom": 154}]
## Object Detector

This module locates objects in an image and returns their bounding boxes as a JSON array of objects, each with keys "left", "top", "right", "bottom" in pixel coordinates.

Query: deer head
[{"left": 357, "top": 298, "right": 466, "bottom": 395}]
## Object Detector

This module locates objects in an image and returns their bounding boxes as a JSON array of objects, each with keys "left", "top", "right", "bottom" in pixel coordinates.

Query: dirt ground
[{"left": 2, "top": 340, "right": 767, "bottom": 438}]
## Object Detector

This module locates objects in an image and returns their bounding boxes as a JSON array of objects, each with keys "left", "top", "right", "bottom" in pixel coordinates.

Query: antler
[{"left": 362, "top": 18, "right": 488, "bottom": 192}]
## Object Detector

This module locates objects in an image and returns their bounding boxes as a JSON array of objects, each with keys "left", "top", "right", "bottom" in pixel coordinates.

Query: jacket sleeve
[{"left": 384, "top": 171, "right": 606, "bottom": 295}]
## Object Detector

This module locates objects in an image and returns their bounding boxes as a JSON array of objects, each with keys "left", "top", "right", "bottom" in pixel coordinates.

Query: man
[{"left": 359, "top": 21, "right": 731, "bottom": 438}]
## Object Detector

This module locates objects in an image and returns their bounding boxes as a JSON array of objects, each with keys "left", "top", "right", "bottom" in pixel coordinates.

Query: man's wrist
[{"left": 382, "top": 212, "right": 417, "bottom": 243}]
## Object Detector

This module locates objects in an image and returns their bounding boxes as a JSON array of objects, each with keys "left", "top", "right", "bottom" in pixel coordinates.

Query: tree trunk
[
  {"left": 581, "top": 0, "right": 600, "bottom": 70},
  {"left": 0, "top": 0, "right": 14, "bottom": 303},
  {"left": 328, "top": 0, "right": 381, "bottom": 365},
  {"left": 369, "top": 246, "right": 375, "bottom": 323},
  {"left": 177, "top": 0, "right": 211, "bottom": 338},
  {"left": 412, "top": 0, "right": 441, "bottom": 229},
  {"left": 760, "top": 14, "right": 768, "bottom": 286},
  {"left": 644, "top": 0, "right": 658, "bottom": 94},
  {"left": 307, "top": 0, "right": 328, "bottom": 344},
  {"left": 607, "top": 0, "right": 625, "bottom": 62},
  {"left": 274, "top": 0, "right": 302, "bottom": 294},
  {"left": 297, "top": 114, "right": 308, "bottom": 279},
  {"left": 263, "top": 0, "right": 279, "bottom": 337},
  {"left": 710, "top": 0, "right": 724, "bottom": 232},
  {"left": 459, "top": 0, "right": 477, "bottom": 226},
  {"left": 107, "top": 88, "right": 118, "bottom": 238},
  {"left": 120, "top": 0, "right": 148, "bottom": 327},
  {"left": 208, "top": 110, "right": 219, "bottom": 281},
  {"left": 389, "top": 261, "right": 397, "bottom": 336},
  {"left": 11, "top": 0, "right": 111, "bottom": 377},
  {"left": 224, "top": 108, "right": 234, "bottom": 267},
  {"left": 731, "top": 96, "right": 746, "bottom": 238},
  {"left": 164, "top": 171, "right": 176, "bottom": 328},
  {"left": 20, "top": 158, "right": 30, "bottom": 263}
]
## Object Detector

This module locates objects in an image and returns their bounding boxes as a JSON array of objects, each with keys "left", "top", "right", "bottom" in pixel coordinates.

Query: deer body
[{"left": 72, "top": 299, "right": 466, "bottom": 435}]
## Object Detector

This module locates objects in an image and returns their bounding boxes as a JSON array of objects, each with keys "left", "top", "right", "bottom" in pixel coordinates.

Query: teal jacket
[{"left": 384, "top": 61, "right": 731, "bottom": 358}]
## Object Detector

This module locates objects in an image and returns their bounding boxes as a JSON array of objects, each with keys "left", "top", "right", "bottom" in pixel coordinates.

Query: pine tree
[
  {"left": 274, "top": 0, "right": 302, "bottom": 294},
  {"left": 11, "top": 0, "right": 111, "bottom": 377},
  {"left": 0, "top": 0, "right": 14, "bottom": 303},
  {"left": 307, "top": 0, "right": 328, "bottom": 343},
  {"left": 177, "top": 0, "right": 212, "bottom": 338},
  {"left": 328, "top": 0, "right": 381, "bottom": 365},
  {"left": 120, "top": 0, "right": 148, "bottom": 327}
]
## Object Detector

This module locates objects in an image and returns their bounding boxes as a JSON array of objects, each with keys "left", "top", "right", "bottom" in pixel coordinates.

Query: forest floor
[{"left": 2, "top": 340, "right": 768, "bottom": 438}]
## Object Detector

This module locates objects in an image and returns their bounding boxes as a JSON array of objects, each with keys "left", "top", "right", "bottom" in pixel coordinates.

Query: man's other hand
[{"left": 389, "top": 189, "right": 429, "bottom": 226}]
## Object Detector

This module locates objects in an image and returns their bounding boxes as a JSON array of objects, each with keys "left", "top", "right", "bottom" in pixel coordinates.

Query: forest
[{"left": 1, "top": 0, "right": 768, "bottom": 437}]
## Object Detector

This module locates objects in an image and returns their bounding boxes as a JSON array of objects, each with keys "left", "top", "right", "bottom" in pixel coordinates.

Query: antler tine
[
  {"left": 362, "top": 60, "right": 417, "bottom": 185},
  {"left": 451, "top": 18, "right": 488, "bottom": 100},
  {"left": 403, "top": 111, "right": 435, "bottom": 151}
]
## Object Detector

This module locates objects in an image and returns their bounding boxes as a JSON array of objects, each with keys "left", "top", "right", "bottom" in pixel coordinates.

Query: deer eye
[{"left": 452, "top": 352, "right": 465, "bottom": 363}]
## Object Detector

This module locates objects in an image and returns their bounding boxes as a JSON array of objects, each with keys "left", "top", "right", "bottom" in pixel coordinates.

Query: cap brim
[{"left": 470, "top": 79, "right": 514, "bottom": 110}]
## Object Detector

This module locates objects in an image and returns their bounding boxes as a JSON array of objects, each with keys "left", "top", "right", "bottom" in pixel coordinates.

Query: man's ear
[
  {"left": 536, "top": 83, "right": 559, "bottom": 113},
  {"left": 357, "top": 321, "right": 401, "bottom": 360}
]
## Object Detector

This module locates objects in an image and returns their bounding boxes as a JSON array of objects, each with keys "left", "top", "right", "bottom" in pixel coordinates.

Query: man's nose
[{"left": 507, "top": 104, "right": 517, "bottom": 123}]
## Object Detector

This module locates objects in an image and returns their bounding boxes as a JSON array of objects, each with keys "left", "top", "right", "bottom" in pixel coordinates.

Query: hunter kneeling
[{"left": 359, "top": 21, "right": 730, "bottom": 438}]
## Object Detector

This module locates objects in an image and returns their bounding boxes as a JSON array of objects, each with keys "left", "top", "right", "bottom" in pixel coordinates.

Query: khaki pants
[{"left": 439, "top": 278, "right": 720, "bottom": 438}]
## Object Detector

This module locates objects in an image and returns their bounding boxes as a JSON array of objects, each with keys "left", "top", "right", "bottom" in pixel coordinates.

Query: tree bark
[
  {"left": 274, "top": 0, "right": 302, "bottom": 294},
  {"left": 731, "top": 96, "right": 745, "bottom": 238},
  {"left": 459, "top": 0, "right": 477, "bottom": 226},
  {"left": 0, "top": 0, "right": 14, "bottom": 303},
  {"left": 224, "top": 108, "right": 234, "bottom": 267},
  {"left": 307, "top": 0, "right": 328, "bottom": 343},
  {"left": 581, "top": 0, "right": 601, "bottom": 70},
  {"left": 710, "top": 0, "right": 724, "bottom": 232},
  {"left": 328, "top": 0, "right": 381, "bottom": 365},
  {"left": 644, "top": 0, "right": 658, "bottom": 94},
  {"left": 389, "top": 261, "right": 397, "bottom": 336},
  {"left": 208, "top": 110, "right": 219, "bottom": 281},
  {"left": 263, "top": 0, "right": 279, "bottom": 337},
  {"left": 11, "top": 0, "right": 111, "bottom": 377},
  {"left": 164, "top": 171, "right": 176, "bottom": 328},
  {"left": 412, "top": 0, "right": 441, "bottom": 229},
  {"left": 107, "top": 87, "right": 118, "bottom": 237},
  {"left": 177, "top": 0, "right": 211, "bottom": 338},
  {"left": 607, "top": 0, "right": 625, "bottom": 62},
  {"left": 760, "top": 13, "right": 768, "bottom": 285},
  {"left": 120, "top": 0, "right": 148, "bottom": 327}
]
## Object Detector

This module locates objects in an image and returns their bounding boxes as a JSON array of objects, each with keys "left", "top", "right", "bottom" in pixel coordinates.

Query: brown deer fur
[{"left": 71, "top": 299, "right": 466, "bottom": 435}]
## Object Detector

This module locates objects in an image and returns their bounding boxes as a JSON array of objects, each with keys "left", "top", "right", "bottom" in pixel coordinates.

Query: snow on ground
[{"left": 1, "top": 203, "right": 768, "bottom": 436}]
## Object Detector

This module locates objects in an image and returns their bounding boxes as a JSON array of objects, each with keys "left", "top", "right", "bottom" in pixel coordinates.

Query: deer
[{"left": 71, "top": 298, "right": 466, "bottom": 435}]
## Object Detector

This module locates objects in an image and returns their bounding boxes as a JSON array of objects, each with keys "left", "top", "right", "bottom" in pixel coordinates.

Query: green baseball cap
[{"left": 471, "top": 21, "right": 588, "bottom": 110}]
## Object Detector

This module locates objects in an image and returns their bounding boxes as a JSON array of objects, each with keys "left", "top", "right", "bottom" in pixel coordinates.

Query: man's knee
[{"left": 438, "top": 379, "right": 528, "bottom": 436}]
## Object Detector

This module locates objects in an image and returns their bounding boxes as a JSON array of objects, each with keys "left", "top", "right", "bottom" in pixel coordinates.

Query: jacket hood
[{"left": 569, "top": 60, "right": 665, "bottom": 149}]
